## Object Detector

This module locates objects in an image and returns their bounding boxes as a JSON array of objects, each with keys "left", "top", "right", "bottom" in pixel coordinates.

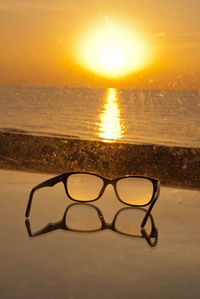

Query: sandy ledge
[{"left": 0, "top": 131, "right": 199, "bottom": 189}]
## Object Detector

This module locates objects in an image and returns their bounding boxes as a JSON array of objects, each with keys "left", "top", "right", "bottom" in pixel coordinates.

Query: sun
[{"left": 77, "top": 19, "right": 150, "bottom": 78}]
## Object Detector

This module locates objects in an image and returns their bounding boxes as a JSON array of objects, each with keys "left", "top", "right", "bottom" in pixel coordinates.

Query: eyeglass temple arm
[
  {"left": 141, "top": 226, "right": 158, "bottom": 247},
  {"left": 141, "top": 212, "right": 158, "bottom": 247},
  {"left": 141, "top": 181, "right": 160, "bottom": 228},
  {"left": 25, "top": 204, "right": 71, "bottom": 237},
  {"left": 140, "top": 181, "right": 160, "bottom": 247},
  {"left": 25, "top": 218, "right": 63, "bottom": 237},
  {"left": 25, "top": 175, "right": 63, "bottom": 218}
]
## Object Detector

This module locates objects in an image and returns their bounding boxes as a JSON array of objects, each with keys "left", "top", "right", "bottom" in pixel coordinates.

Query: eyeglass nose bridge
[
  {"left": 102, "top": 220, "right": 115, "bottom": 230},
  {"left": 104, "top": 178, "right": 115, "bottom": 185},
  {"left": 101, "top": 179, "right": 119, "bottom": 198}
]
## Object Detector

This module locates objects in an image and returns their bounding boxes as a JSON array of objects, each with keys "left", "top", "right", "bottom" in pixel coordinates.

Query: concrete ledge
[{"left": 0, "top": 131, "right": 199, "bottom": 189}]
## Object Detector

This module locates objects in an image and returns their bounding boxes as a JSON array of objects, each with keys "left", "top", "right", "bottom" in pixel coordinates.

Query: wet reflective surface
[
  {"left": 25, "top": 203, "right": 158, "bottom": 247},
  {"left": 0, "top": 170, "right": 200, "bottom": 298}
]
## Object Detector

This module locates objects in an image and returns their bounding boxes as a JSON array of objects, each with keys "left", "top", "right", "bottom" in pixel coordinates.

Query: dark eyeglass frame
[
  {"left": 25, "top": 172, "right": 160, "bottom": 224},
  {"left": 25, "top": 203, "right": 158, "bottom": 247}
]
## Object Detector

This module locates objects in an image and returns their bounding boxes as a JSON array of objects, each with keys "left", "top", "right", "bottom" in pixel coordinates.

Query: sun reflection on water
[{"left": 98, "top": 88, "right": 123, "bottom": 142}]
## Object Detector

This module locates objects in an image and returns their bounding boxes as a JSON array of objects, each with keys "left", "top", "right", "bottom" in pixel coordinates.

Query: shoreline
[{"left": 0, "top": 131, "right": 199, "bottom": 189}]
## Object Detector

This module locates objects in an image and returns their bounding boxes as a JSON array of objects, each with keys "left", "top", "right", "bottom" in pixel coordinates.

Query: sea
[{"left": 0, "top": 85, "right": 200, "bottom": 148}]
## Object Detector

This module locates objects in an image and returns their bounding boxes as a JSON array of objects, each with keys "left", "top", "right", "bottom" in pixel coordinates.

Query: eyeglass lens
[
  {"left": 65, "top": 204, "right": 102, "bottom": 231},
  {"left": 116, "top": 177, "right": 153, "bottom": 205},
  {"left": 67, "top": 173, "right": 104, "bottom": 201},
  {"left": 114, "top": 208, "right": 152, "bottom": 236},
  {"left": 66, "top": 173, "right": 154, "bottom": 205}
]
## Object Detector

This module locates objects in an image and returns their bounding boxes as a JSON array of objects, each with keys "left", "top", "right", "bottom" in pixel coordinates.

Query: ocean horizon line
[{"left": 1, "top": 84, "right": 199, "bottom": 93}]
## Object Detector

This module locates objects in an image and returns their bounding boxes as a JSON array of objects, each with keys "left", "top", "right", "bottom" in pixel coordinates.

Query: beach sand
[
  {"left": 0, "top": 131, "right": 200, "bottom": 190},
  {"left": 0, "top": 169, "right": 200, "bottom": 299}
]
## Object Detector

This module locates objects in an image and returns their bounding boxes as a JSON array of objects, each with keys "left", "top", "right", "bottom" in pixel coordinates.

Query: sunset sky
[{"left": 0, "top": 0, "right": 200, "bottom": 89}]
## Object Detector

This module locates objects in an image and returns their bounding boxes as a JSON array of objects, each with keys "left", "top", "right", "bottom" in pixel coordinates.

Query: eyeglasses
[
  {"left": 25, "top": 203, "right": 158, "bottom": 247},
  {"left": 25, "top": 172, "right": 160, "bottom": 219}
]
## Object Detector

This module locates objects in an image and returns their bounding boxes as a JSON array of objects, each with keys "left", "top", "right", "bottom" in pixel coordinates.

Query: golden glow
[
  {"left": 98, "top": 88, "right": 123, "bottom": 142},
  {"left": 77, "top": 19, "right": 150, "bottom": 78}
]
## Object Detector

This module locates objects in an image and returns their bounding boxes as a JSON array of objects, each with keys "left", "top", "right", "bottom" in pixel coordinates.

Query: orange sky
[{"left": 0, "top": 0, "right": 200, "bottom": 89}]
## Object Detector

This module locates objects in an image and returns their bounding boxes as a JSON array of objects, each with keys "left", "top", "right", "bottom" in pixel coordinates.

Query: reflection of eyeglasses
[
  {"left": 25, "top": 203, "right": 158, "bottom": 247},
  {"left": 25, "top": 172, "right": 160, "bottom": 218}
]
